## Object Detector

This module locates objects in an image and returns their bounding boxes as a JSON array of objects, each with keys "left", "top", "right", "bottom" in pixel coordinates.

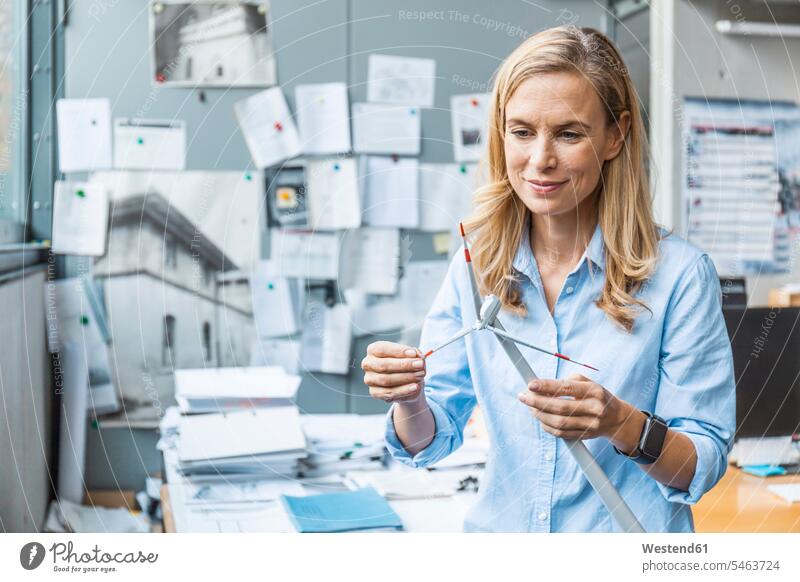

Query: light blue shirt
[{"left": 385, "top": 222, "right": 735, "bottom": 532}]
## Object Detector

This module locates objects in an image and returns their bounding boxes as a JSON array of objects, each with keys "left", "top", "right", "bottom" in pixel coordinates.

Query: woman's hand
[
  {"left": 362, "top": 341, "right": 427, "bottom": 404},
  {"left": 517, "top": 373, "right": 645, "bottom": 447}
]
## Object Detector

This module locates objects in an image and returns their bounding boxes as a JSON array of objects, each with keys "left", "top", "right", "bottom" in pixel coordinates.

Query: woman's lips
[{"left": 526, "top": 179, "right": 568, "bottom": 195}]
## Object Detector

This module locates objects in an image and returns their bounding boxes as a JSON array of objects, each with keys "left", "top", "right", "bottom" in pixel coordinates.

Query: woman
[{"left": 361, "top": 27, "right": 735, "bottom": 533}]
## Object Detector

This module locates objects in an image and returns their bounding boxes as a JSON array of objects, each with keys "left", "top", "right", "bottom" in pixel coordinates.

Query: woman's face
[{"left": 504, "top": 72, "right": 629, "bottom": 217}]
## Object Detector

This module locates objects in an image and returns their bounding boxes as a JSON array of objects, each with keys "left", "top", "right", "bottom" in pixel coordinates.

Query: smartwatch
[{"left": 613, "top": 411, "right": 668, "bottom": 464}]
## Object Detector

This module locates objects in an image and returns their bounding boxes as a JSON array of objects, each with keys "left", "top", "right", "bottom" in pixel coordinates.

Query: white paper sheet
[
  {"left": 235, "top": 87, "right": 302, "bottom": 168},
  {"left": 56, "top": 98, "right": 112, "bottom": 172},
  {"left": 52, "top": 181, "right": 110, "bottom": 256},
  {"left": 418, "top": 163, "right": 477, "bottom": 232},
  {"left": 352, "top": 103, "right": 421, "bottom": 155},
  {"left": 249, "top": 337, "right": 302, "bottom": 374},
  {"left": 344, "top": 289, "right": 404, "bottom": 336},
  {"left": 361, "top": 156, "right": 419, "bottom": 228},
  {"left": 295, "top": 82, "right": 352, "bottom": 155},
  {"left": 340, "top": 228, "right": 400, "bottom": 295},
  {"left": 451, "top": 93, "right": 491, "bottom": 163},
  {"left": 306, "top": 158, "right": 361, "bottom": 230},
  {"left": 113, "top": 118, "right": 186, "bottom": 170},
  {"left": 177, "top": 406, "right": 306, "bottom": 463},
  {"left": 174, "top": 366, "right": 300, "bottom": 400},
  {"left": 250, "top": 259, "right": 303, "bottom": 337},
  {"left": 400, "top": 260, "right": 449, "bottom": 346},
  {"left": 92, "top": 170, "right": 262, "bottom": 269},
  {"left": 300, "top": 299, "right": 353, "bottom": 375},
  {"left": 367, "top": 54, "right": 436, "bottom": 108},
  {"left": 270, "top": 229, "right": 340, "bottom": 280}
]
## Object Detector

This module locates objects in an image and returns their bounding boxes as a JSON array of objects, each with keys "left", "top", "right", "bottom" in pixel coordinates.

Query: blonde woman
[{"left": 361, "top": 27, "right": 735, "bottom": 532}]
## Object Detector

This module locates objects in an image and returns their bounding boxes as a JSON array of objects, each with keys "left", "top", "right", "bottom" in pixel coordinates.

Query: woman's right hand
[{"left": 361, "top": 341, "right": 427, "bottom": 404}]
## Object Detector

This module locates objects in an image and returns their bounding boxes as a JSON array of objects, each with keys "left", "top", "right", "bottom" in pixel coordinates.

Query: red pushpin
[
  {"left": 470, "top": 98, "right": 479, "bottom": 107},
  {"left": 156, "top": 73, "right": 166, "bottom": 83},
  {"left": 274, "top": 121, "right": 283, "bottom": 132}
]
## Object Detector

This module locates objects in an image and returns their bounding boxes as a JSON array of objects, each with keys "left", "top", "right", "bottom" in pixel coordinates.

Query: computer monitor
[{"left": 723, "top": 307, "right": 800, "bottom": 439}]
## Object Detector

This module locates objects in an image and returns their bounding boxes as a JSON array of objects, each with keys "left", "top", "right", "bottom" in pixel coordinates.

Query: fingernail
[
  {"left": 405, "top": 349, "right": 418, "bottom": 357},
  {"left": 412, "top": 360, "right": 424, "bottom": 369},
  {"left": 414, "top": 370, "right": 425, "bottom": 377},
  {"left": 529, "top": 381, "right": 540, "bottom": 391},
  {"left": 517, "top": 392, "right": 526, "bottom": 400}
]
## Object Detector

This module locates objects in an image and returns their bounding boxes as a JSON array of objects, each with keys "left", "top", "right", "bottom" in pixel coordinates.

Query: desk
[
  {"left": 693, "top": 466, "right": 800, "bottom": 532},
  {"left": 162, "top": 468, "right": 800, "bottom": 533}
]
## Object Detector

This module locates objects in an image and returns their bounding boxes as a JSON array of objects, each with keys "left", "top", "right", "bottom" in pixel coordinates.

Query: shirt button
[
  {"left": 566, "top": 286, "right": 574, "bottom": 294},
  {"left": 538, "top": 511, "right": 548, "bottom": 522},
  {"left": 544, "top": 452, "right": 553, "bottom": 462}
]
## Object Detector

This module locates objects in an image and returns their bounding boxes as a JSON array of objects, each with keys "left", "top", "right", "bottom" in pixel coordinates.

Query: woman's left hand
[{"left": 517, "top": 373, "right": 630, "bottom": 440}]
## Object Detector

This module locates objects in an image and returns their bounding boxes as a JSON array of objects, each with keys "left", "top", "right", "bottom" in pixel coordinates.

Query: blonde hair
[{"left": 462, "top": 26, "right": 659, "bottom": 332}]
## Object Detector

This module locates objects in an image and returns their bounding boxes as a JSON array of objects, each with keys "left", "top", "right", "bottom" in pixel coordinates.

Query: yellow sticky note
[{"left": 433, "top": 232, "right": 451, "bottom": 255}]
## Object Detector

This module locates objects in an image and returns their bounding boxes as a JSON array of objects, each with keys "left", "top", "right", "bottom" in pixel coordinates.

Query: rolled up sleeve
[
  {"left": 385, "top": 253, "right": 477, "bottom": 468},
  {"left": 654, "top": 254, "right": 735, "bottom": 504}
]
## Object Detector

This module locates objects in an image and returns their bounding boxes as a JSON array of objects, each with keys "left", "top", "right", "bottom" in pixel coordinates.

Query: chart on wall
[
  {"left": 150, "top": 0, "right": 276, "bottom": 87},
  {"left": 682, "top": 97, "right": 800, "bottom": 276}
]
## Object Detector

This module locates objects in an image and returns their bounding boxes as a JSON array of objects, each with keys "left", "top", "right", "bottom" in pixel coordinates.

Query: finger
[
  {"left": 368, "top": 341, "right": 420, "bottom": 358},
  {"left": 369, "top": 383, "right": 422, "bottom": 402},
  {"left": 362, "top": 355, "right": 425, "bottom": 374},
  {"left": 528, "top": 378, "right": 594, "bottom": 398},
  {"left": 565, "top": 373, "right": 592, "bottom": 383},
  {"left": 540, "top": 424, "right": 593, "bottom": 440},
  {"left": 532, "top": 409, "right": 599, "bottom": 433},
  {"left": 365, "top": 370, "right": 426, "bottom": 388},
  {"left": 518, "top": 392, "right": 602, "bottom": 417}
]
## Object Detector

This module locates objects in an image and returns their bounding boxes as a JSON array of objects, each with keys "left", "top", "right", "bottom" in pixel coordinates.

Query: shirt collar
[{"left": 511, "top": 217, "right": 605, "bottom": 285}]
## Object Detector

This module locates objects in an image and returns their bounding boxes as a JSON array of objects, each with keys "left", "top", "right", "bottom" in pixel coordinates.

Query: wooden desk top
[{"left": 693, "top": 466, "right": 800, "bottom": 532}]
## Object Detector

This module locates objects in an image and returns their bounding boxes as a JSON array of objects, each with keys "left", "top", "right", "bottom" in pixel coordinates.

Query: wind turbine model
[{"left": 421, "top": 223, "right": 645, "bottom": 533}]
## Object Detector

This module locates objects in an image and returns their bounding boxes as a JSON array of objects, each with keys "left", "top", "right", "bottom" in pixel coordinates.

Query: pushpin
[
  {"left": 80, "top": 315, "right": 89, "bottom": 326},
  {"left": 274, "top": 121, "right": 283, "bottom": 132},
  {"left": 333, "top": 163, "right": 340, "bottom": 171},
  {"left": 267, "top": 283, "right": 274, "bottom": 290},
  {"left": 470, "top": 98, "right": 479, "bottom": 107},
  {"left": 137, "top": 137, "right": 144, "bottom": 145},
  {"left": 156, "top": 73, "right": 166, "bottom": 83},
  {"left": 459, "top": 164, "right": 467, "bottom": 174},
  {"left": 76, "top": 189, "right": 86, "bottom": 198},
  {"left": 409, "top": 107, "right": 417, "bottom": 115},
  {"left": 244, "top": 172, "right": 252, "bottom": 181}
]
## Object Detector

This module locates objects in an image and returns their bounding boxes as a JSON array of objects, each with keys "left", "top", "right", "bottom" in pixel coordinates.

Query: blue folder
[{"left": 280, "top": 486, "right": 403, "bottom": 533}]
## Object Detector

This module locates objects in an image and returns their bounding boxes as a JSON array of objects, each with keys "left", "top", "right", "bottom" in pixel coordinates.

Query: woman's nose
[{"left": 528, "top": 136, "right": 557, "bottom": 172}]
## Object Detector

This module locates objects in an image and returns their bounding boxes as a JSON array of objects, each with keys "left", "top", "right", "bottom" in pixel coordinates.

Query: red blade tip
[{"left": 459, "top": 222, "right": 466, "bottom": 237}]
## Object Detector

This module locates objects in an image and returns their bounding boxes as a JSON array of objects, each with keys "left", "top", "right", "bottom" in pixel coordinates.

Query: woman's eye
[
  {"left": 560, "top": 131, "right": 581, "bottom": 140},
  {"left": 511, "top": 129, "right": 531, "bottom": 138}
]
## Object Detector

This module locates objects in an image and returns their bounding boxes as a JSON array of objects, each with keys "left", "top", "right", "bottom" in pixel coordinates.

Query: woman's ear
[{"left": 605, "top": 110, "right": 631, "bottom": 161}]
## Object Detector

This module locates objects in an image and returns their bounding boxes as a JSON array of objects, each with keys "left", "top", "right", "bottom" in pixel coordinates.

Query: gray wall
[{"left": 65, "top": 0, "right": 609, "bottom": 488}]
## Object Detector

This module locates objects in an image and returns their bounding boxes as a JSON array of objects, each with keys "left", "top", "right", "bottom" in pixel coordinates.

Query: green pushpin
[
  {"left": 80, "top": 315, "right": 89, "bottom": 326},
  {"left": 245, "top": 173, "right": 252, "bottom": 181},
  {"left": 137, "top": 137, "right": 144, "bottom": 145},
  {"left": 267, "top": 283, "right": 274, "bottom": 290},
  {"left": 76, "top": 189, "right": 86, "bottom": 198},
  {"left": 459, "top": 165, "right": 467, "bottom": 174}
]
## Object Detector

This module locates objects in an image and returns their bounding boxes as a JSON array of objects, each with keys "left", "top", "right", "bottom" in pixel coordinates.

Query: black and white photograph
[{"left": 150, "top": 1, "right": 276, "bottom": 87}]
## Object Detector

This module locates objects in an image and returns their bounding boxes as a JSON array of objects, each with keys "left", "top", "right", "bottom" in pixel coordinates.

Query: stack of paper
[
  {"left": 174, "top": 366, "right": 301, "bottom": 414},
  {"left": 346, "top": 468, "right": 454, "bottom": 500},
  {"left": 176, "top": 407, "right": 307, "bottom": 479},
  {"left": 299, "top": 414, "right": 387, "bottom": 477},
  {"left": 280, "top": 486, "right": 403, "bottom": 532}
]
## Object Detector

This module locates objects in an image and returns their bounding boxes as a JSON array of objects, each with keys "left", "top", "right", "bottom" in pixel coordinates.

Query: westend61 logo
[{"left": 20, "top": 541, "right": 158, "bottom": 574}]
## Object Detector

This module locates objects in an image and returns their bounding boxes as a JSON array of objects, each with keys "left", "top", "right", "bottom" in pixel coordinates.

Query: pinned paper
[
  {"left": 295, "top": 83, "right": 351, "bottom": 155},
  {"left": 340, "top": 228, "right": 400, "bottom": 295},
  {"left": 433, "top": 232, "right": 452, "bottom": 255},
  {"left": 352, "top": 103, "right": 421, "bottom": 155},
  {"left": 418, "top": 163, "right": 477, "bottom": 232},
  {"left": 113, "top": 118, "right": 186, "bottom": 170},
  {"left": 250, "top": 260, "right": 303, "bottom": 338},
  {"left": 361, "top": 156, "right": 419, "bottom": 229},
  {"left": 266, "top": 165, "right": 309, "bottom": 228},
  {"left": 451, "top": 93, "right": 491, "bottom": 162},
  {"left": 235, "top": 87, "right": 302, "bottom": 168},
  {"left": 270, "top": 230, "right": 340, "bottom": 280},
  {"left": 306, "top": 158, "right": 361, "bottom": 230},
  {"left": 367, "top": 54, "right": 436, "bottom": 108},
  {"left": 52, "top": 181, "right": 110, "bottom": 256},
  {"left": 300, "top": 296, "right": 353, "bottom": 375},
  {"left": 56, "top": 98, "right": 112, "bottom": 172}
]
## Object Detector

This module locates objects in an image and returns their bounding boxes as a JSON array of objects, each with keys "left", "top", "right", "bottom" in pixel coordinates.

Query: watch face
[{"left": 640, "top": 415, "right": 668, "bottom": 462}]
